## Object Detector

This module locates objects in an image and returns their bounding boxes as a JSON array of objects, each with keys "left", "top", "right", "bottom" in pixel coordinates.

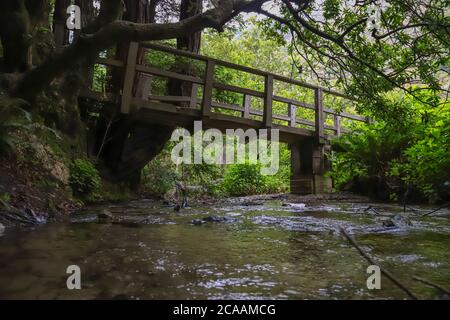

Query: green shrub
[
  {"left": 0, "top": 192, "right": 10, "bottom": 203},
  {"left": 329, "top": 90, "right": 450, "bottom": 202},
  {"left": 222, "top": 162, "right": 267, "bottom": 196},
  {"left": 0, "top": 96, "right": 31, "bottom": 157},
  {"left": 69, "top": 159, "right": 101, "bottom": 195}
]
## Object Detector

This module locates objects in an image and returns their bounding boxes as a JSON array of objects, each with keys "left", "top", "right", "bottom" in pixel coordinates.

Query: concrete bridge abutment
[{"left": 290, "top": 140, "right": 332, "bottom": 195}]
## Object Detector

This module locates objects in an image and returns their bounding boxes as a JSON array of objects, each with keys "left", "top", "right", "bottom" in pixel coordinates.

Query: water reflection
[{"left": 0, "top": 199, "right": 449, "bottom": 299}]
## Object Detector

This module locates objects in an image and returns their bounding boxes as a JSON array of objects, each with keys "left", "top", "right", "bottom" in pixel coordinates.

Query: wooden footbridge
[{"left": 81, "top": 42, "right": 367, "bottom": 194}]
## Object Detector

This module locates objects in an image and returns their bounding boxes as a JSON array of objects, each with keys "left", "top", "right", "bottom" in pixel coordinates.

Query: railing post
[
  {"left": 242, "top": 94, "right": 251, "bottom": 118},
  {"left": 263, "top": 74, "right": 273, "bottom": 127},
  {"left": 334, "top": 114, "right": 341, "bottom": 136},
  {"left": 288, "top": 103, "right": 296, "bottom": 127},
  {"left": 189, "top": 83, "right": 199, "bottom": 108},
  {"left": 121, "top": 42, "right": 139, "bottom": 114},
  {"left": 202, "top": 60, "right": 215, "bottom": 117},
  {"left": 314, "top": 88, "right": 324, "bottom": 143}
]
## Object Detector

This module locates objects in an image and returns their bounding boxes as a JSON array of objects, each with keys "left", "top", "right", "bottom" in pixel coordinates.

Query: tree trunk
[
  {"left": 0, "top": 0, "right": 31, "bottom": 73},
  {"left": 75, "top": 0, "right": 97, "bottom": 30},
  {"left": 53, "top": 0, "right": 71, "bottom": 48},
  {"left": 168, "top": 0, "right": 203, "bottom": 99},
  {"left": 178, "top": 0, "right": 203, "bottom": 53},
  {"left": 75, "top": 0, "right": 97, "bottom": 87},
  {"left": 96, "top": 0, "right": 172, "bottom": 185}
]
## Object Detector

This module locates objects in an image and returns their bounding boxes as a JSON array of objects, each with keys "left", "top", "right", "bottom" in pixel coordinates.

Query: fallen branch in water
[
  {"left": 0, "top": 200, "right": 41, "bottom": 225},
  {"left": 405, "top": 206, "right": 421, "bottom": 214},
  {"left": 422, "top": 202, "right": 450, "bottom": 217},
  {"left": 340, "top": 227, "right": 419, "bottom": 300},
  {"left": 412, "top": 276, "right": 450, "bottom": 295},
  {"left": 357, "top": 206, "right": 392, "bottom": 217}
]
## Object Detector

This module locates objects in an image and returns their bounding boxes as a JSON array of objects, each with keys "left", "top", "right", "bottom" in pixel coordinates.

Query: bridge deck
[{"left": 80, "top": 42, "right": 366, "bottom": 143}]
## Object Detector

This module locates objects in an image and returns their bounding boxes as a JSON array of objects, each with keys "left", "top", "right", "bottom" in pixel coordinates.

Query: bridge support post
[{"left": 290, "top": 141, "right": 332, "bottom": 195}]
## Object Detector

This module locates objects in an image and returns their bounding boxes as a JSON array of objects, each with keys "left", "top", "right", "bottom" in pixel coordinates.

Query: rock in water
[
  {"left": 191, "top": 216, "right": 239, "bottom": 225},
  {"left": 242, "top": 201, "right": 263, "bottom": 206},
  {"left": 282, "top": 203, "right": 306, "bottom": 210},
  {"left": 191, "top": 219, "right": 206, "bottom": 226},
  {"left": 97, "top": 209, "right": 114, "bottom": 222},
  {"left": 380, "top": 215, "right": 412, "bottom": 228},
  {"left": 381, "top": 219, "right": 396, "bottom": 227},
  {"left": 0, "top": 223, "right": 5, "bottom": 236},
  {"left": 202, "top": 216, "right": 227, "bottom": 223},
  {"left": 393, "top": 214, "right": 412, "bottom": 227}
]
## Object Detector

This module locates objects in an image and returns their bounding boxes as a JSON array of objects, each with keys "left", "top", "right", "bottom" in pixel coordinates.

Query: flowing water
[{"left": 1, "top": 197, "right": 450, "bottom": 300}]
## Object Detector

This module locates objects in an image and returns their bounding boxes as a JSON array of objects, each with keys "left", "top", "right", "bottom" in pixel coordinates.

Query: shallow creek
[{"left": 1, "top": 198, "right": 449, "bottom": 299}]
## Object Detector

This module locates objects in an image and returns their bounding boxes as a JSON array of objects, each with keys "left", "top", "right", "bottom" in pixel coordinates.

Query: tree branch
[{"left": 14, "top": 0, "right": 266, "bottom": 100}]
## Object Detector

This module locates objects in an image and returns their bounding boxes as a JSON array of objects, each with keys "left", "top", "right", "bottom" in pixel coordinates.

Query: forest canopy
[{"left": 0, "top": 0, "right": 447, "bottom": 110}]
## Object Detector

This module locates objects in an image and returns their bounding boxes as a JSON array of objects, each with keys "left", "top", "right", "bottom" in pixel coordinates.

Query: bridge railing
[{"left": 89, "top": 42, "right": 367, "bottom": 139}]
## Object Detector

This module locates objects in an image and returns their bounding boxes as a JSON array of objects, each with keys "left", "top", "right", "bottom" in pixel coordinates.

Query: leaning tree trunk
[
  {"left": 168, "top": 0, "right": 203, "bottom": 99},
  {"left": 53, "top": 0, "right": 71, "bottom": 48},
  {"left": 75, "top": 0, "right": 97, "bottom": 87},
  {"left": 95, "top": 0, "right": 173, "bottom": 188},
  {"left": 0, "top": 0, "right": 31, "bottom": 73},
  {"left": 96, "top": 0, "right": 204, "bottom": 186}
]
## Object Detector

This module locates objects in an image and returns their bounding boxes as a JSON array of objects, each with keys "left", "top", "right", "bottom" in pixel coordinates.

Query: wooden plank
[
  {"left": 314, "top": 88, "right": 324, "bottom": 143},
  {"left": 121, "top": 42, "right": 139, "bottom": 114},
  {"left": 263, "top": 74, "right": 273, "bottom": 128},
  {"left": 297, "top": 118, "right": 315, "bottom": 127},
  {"left": 338, "top": 111, "right": 366, "bottom": 122},
  {"left": 190, "top": 83, "right": 199, "bottom": 108},
  {"left": 212, "top": 101, "right": 244, "bottom": 112},
  {"left": 249, "top": 108, "right": 263, "bottom": 116},
  {"left": 131, "top": 98, "right": 200, "bottom": 116},
  {"left": 334, "top": 115, "right": 341, "bottom": 136},
  {"left": 135, "top": 64, "right": 203, "bottom": 84},
  {"left": 209, "top": 105, "right": 304, "bottom": 130},
  {"left": 288, "top": 103, "right": 296, "bottom": 127},
  {"left": 242, "top": 94, "right": 251, "bottom": 118},
  {"left": 142, "top": 43, "right": 359, "bottom": 102},
  {"left": 202, "top": 60, "right": 215, "bottom": 117},
  {"left": 273, "top": 95, "right": 315, "bottom": 110},
  {"left": 274, "top": 95, "right": 365, "bottom": 122},
  {"left": 213, "top": 82, "right": 264, "bottom": 98},
  {"left": 148, "top": 95, "right": 191, "bottom": 102}
]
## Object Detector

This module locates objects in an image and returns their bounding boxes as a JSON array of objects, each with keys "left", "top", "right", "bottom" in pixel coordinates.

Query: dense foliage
[
  {"left": 330, "top": 90, "right": 450, "bottom": 203},
  {"left": 0, "top": 95, "right": 31, "bottom": 157},
  {"left": 69, "top": 159, "right": 101, "bottom": 196},
  {"left": 257, "top": 0, "right": 449, "bottom": 118}
]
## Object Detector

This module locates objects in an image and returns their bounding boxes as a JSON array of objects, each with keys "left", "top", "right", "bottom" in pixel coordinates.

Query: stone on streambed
[
  {"left": 191, "top": 215, "right": 240, "bottom": 225},
  {"left": 282, "top": 203, "right": 306, "bottom": 210},
  {"left": 381, "top": 214, "right": 412, "bottom": 228},
  {"left": 191, "top": 219, "right": 206, "bottom": 226},
  {"left": 97, "top": 209, "right": 114, "bottom": 223},
  {"left": 241, "top": 201, "right": 264, "bottom": 206}
]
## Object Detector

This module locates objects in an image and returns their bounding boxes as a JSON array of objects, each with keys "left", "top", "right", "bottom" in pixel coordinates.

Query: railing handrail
[
  {"left": 142, "top": 42, "right": 358, "bottom": 101},
  {"left": 90, "top": 41, "right": 367, "bottom": 138}
]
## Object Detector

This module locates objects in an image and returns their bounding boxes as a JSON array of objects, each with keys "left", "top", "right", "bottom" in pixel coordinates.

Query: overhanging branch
[{"left": 14, "top": 0, "right": 266, "bottom": 100}]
